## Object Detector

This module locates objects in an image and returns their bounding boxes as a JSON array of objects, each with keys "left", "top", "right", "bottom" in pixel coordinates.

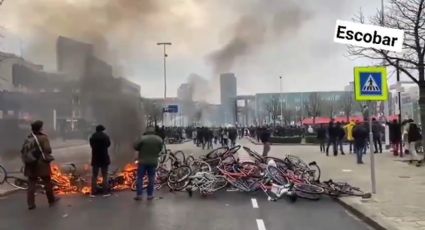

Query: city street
[{"left": 0, "top": 140, "right": 373, "bottom": 230}]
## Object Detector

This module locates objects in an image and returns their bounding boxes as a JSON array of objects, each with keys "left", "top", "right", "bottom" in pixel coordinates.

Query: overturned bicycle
[{"left": 7, "top": 146, "right": 371, "bottom": 202}]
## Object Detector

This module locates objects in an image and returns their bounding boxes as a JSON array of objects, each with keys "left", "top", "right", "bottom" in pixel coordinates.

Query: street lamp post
[
  {"left": 157, "top": 42, "right": 172, "bottom": 126},
  {"left": 279, "top": 76, "right": 283, "bottom": 125}
]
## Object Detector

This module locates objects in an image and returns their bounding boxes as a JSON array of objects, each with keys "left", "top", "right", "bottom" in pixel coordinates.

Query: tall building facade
[{"left": 220, "top": 73, "right": 237, "bottom": 124}]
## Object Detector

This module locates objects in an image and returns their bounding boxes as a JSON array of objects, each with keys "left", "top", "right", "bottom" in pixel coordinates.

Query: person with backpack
[
  {"left": 406, "top": 119, "right": 422, "bottom": 163},
  {"left": 22, "top": 120, "right": 59, "bottom": 210},
  {"left": 133, "top": 126, "right": 164, "bottom": 201},
  {"left": 352, "top": 122, "right": 368, "bottom": 164},
  {"left": 89, "top": 125, "right": 111, "bottom": 197}
]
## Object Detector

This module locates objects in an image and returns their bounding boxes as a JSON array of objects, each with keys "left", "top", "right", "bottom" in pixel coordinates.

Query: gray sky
[{"left": 0, "top": 0, "right": 384, "bottom": 103}]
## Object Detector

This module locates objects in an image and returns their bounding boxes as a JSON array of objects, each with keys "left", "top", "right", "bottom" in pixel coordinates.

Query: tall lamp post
[
  {"left": 279, "top": 76, "right": 283, "bottom": 125},
  {"left": 157, "top": 42, "right": 172, "bottom": 126}
]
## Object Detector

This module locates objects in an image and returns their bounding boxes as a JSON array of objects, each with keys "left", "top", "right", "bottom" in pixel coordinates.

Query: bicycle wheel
[
  {"left": 294, "top": 183, "right": 325, "bottom": 194},
  {"left": 185, "top": 155, "right": 195, "bottom": 166},
  {"left": 266, "top": 165, "right": 289, "bottom": 185},
  {"left": 234, "top": 162, "right": 262, "bottom": 177},
  {"left": 7, "top": 177, "right": 29, "bottom": 190},
  {"left": 222, "top": 145, "right": 241, "bottom": 158},
  {"left": 211, "top": 175, "right": 228, "bottom": 192},
  {"left": 168, "top": 179, "right": 190, "bottom": 191},
  {"left": 227, "top": 179, "right": 251, "bottom": 192},
  {"left": 0, "top": 165, "right": 6, "bottom": 184},
  {"left": 336, "top": 182, "right": 369, "bottom": 197},
  {"left": 168, "top": 166, "right": 192, "bottom": 183},
  {"left": 205, "top": 147, "right": 228, "bottom": 159},
  {"left": 191, "top": 160, "right": 211, "bottom": 173},
  {"left": 295, "top": 191, "right": 321, "bottom": 201},
  {"left": 174, "top": 151, "right": 186, "bottom": 164}
]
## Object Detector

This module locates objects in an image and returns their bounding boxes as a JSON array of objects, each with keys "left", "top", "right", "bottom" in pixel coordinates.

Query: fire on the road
[{"left": 50, "top": 162, "right": 138, "bottom": 195}]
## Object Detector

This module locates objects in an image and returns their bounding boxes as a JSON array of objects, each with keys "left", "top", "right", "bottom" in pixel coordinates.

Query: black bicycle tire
[
  {"left": 211, "top": 176, "right": 228, "bottom": 191},
  {"left": 168, "top": 166, "right": 192, "bottom": 183},
  {"left": 0, "top": 165, "right": 6, "bottom": 184},
  {"left": 336, "top": 183, "right": 366, "bottom": 197},
  {"left": 185, "top": 155, "right": 195, "bottom": 166},
  {"left": 295, "top": 191, "right": 321, "bottom": 200},
  {"left": 243, "top": 146, "right": 263, "bottom": 162},
  {"left": 174, "top": 151, "right": 186, "bottom": 164},
  {"left": 266, "top": 165, "right": 289, "bottom": 185},
  {"left": 167, "top": 179, "right": 190, "bottom": 191},
  {"left": 227, "top": 179, "right": 251, "bottom": 192},
  {"left": 233, "top": 162, "right": 262, "bottom": 178},
  {"left": 206, "top": 147, "right": 229, "bottom": 159},
  {"left": 294, "top": 183, "right": 325, "bottom": 194},
  {"left": 222, "top": 145, "right": 241, "bottom": 158},
  {"left": 7, "top": 177, "right": 29, "bottom": 190}
]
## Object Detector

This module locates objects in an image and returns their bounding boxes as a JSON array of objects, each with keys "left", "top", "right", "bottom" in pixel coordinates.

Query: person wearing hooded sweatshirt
[{"left": 89, "top": 125, "right": 111, "bottom": 197}]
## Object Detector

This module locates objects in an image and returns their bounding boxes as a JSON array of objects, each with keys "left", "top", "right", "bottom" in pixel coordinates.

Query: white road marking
[
  {"left": 251, "top": 198, "right": 259, "bottom": 208},
  {"left": 342, "top": 169, "right": 352, "bottom": 172},
  {"left": 256, "top": 219, "right": 266, "bottom": 230}
]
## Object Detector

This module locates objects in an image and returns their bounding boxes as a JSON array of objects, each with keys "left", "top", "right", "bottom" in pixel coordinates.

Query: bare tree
[
  {"left": 340, "top": 92, "right": 355, "bottom": 122},
  {"left": 347, "top": 0, "right": 425, "bottom": 163},
  {"left": 142, "top": 99, "right": 162, "bottom": 126},
  {"left": 304, "top": 92, "right": 322, "bottom": 124},
  {"left": 265, "top": 96, "right": 281, "bottom": 126},
  {"left": 322, "top": 96, "right": 338, "bottom": 119}
]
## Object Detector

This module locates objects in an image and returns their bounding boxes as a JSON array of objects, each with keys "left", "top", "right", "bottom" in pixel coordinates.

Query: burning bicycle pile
[{"left": 5, "top": 146, "right": 371, "bottom": 202}]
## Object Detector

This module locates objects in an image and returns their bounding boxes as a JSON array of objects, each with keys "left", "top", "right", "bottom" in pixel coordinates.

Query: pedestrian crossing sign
[{"left": 354, "top": 66, "right": 388, "bottom": 101}]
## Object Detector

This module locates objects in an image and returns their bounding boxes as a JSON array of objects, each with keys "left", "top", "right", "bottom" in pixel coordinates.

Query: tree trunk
[{"left": 419, "top": 83, "right": 425, "bottom": 163}]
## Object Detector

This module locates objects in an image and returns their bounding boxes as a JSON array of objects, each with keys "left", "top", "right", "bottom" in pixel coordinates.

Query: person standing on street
[
  {"left": 352, "top": 122, "right": 368, "bottom": 164},
  {"left": 372, "top": 118, "right": 383, "bottom": 153},
  {"left": 260, "top": 127, "right": 271, "bottom": 157},
  {"left": 133, "top": 126, "right": 164, "bottom": 201},
  {"left": 336, "top": 122, "right": 345, "bottom": 155},
  {"left": 317, "top": 124, "right": 327, "bottom": 153},
  {"left": 406, "top": 119, "right": 422, "bottom": 164},
  {"left": 22, "top": 120, "right": 59, "bottom": 210},
  {"left": 89, "top": 125, "right": 111, "bottom": 197},
  {"left": 326, "top": 120, "right": 338, "bottom": 156},
  {"left": 386, "top": 119, "right": 402, "bottom": 156},
  {"left": 344, "top": 121, "right": 356, "bottom": 154}
]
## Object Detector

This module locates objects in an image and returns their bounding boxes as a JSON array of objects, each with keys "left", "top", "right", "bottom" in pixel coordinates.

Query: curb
[
  {"left": 336, "top": 198, "right": 399, "bottom": 230},
  {"left": 245, "top": 137, "right": 317, "bottom": 146}
]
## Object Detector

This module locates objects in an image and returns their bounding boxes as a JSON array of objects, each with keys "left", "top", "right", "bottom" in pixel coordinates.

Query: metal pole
[
  {"left": 279, "top": 76, "right": 283, "bottom": 125},
  {"left": 369, "top": 101, "right": 377, "bottom": 194},
  {"left": 157, "top": 42, "right": 172, "bottom": 127},
  {"left": 396, "top": 59, "right": 403, "bottom": 157}
]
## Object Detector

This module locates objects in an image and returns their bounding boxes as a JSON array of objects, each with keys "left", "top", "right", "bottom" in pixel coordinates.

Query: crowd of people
[{"left": 315, "top": 118, "right": 422, "bottom": 165}]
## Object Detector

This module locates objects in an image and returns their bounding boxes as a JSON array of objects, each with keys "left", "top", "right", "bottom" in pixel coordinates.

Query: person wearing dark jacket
[
  {"left": 326, "top": 121, "right": 338, "bottom": 156},
  {"left": 336, "top": 122, "right": 346, "bottom": 155},
  {"left": 24, "top": 120, "right": 58, "bottom": 210},
  {"left": 89, "top": 125, "right": 111, "bottom": 197},
  {"left": 386, "top": 119, "right": 402, "bottom": 156},
  {"left": 372, "top": 118, "right": 383, "bottom": 153},
  {"left": 353, "top": 123, "right": 368, "bottom": 164},
  {"left": 317, "top": 124, "right": 327, "bottom": 153},
  {"left": 260, "top": 127, "right": 271, "bottom": 157},
  {"left": 133, "top": 126, "right": 164, "bottom": 201}
]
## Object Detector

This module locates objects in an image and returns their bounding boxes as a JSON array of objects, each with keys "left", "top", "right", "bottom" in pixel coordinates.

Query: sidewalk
[{"left": 240, "top": 139, "right": 425, "bottom": 230}]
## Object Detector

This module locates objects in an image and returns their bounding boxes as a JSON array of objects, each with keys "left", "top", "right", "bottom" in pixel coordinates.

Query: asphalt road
[
  {"left": 0, "top": 140, "right": 373, "bottom": 230},
  {"left": 0, "top": 189, "right": 371, "bottom": 230}
]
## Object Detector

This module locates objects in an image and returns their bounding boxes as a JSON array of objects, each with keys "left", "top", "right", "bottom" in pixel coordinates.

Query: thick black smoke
[{"left": 207, "top": 0, "right": 309, "bottom": 74}]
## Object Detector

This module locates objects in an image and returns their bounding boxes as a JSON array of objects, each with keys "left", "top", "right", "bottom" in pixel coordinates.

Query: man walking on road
[
  {"left": 353, "top": 122, "right": 368, "bottom": 164},
  {"left": 317, "top": 124, "right": 327, "bottom": 153},
  {"left": 22, "top": 120, "right": 59, "bottom": 210},
  {"left": 326, "top": 120, "right": 338, "bottom": 156},
  {"left": 89, "top": 125, "right": 111, "bottom": 197},
  {"left": 133, "top": 126, "right": 164, "bottom": 201},
  {"left": 260, "top": 127, "right": 271, "bottom": 157},
  {"left": 372, "top": 118, "right": 383, "bottom": 153}
]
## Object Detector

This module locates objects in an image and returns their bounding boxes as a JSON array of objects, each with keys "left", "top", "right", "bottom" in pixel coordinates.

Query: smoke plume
[{"left": 207, "top": 0, "right": 309, "bottom": 74}]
